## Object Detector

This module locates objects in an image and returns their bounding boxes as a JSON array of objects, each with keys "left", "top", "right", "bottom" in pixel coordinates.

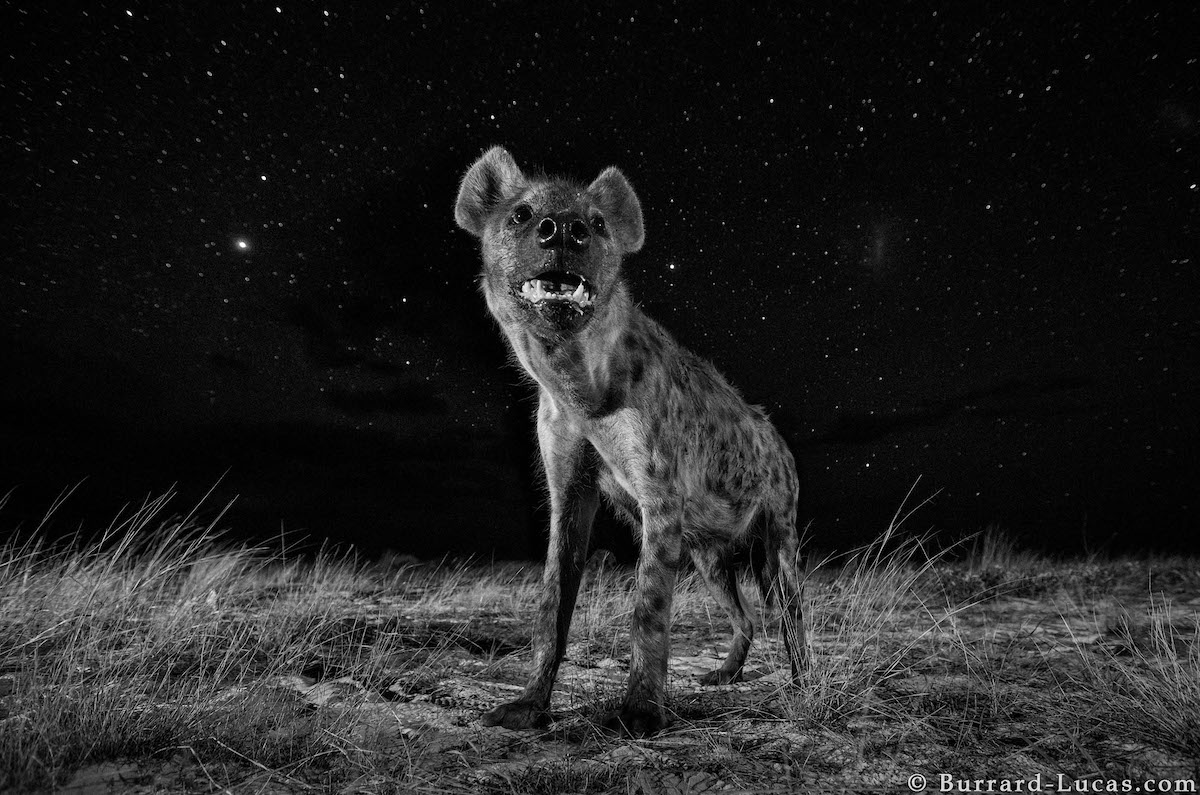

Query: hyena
[{"left": 454, "top": 146, "right": 807, "bottom": 736}]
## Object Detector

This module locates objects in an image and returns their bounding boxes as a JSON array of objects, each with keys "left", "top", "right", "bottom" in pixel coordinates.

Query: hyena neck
[{"left": 507, "top": 281, "right": 652, "bottom": 417}]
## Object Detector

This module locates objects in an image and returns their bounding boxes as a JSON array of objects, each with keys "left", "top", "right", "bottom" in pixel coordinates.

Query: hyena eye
[
  {"left": 509, "top": 205, "right": 532, "bottom": 225},
  {"left": 591, "top": 214, "right": 607, "bottom": 234}
]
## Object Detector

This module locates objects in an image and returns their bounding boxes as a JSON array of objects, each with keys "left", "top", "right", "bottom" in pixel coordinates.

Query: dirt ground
[{"left": 38, "top": 560, "right": 1200, "bottom": 793}]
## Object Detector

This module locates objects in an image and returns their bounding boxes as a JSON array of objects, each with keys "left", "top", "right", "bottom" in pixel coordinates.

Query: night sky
[{"left": 2, "top": 3, "right": 1196, "bottom": 558}]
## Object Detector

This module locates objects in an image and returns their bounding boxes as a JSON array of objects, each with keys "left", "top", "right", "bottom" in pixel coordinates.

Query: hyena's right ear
[{"left": 455, "top": 146, "right": 528, "bottom": 237}]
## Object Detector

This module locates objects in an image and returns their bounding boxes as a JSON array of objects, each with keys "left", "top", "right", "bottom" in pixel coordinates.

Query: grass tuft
[
  {"left": 0, "top": 489, "right": 416, "bottom": 791},
  {"left": 1072, "top": 596, "right": 1200, "bottom": 761},
  {"left": 779, "top": 488, "right": 953, "bottom": 726}
]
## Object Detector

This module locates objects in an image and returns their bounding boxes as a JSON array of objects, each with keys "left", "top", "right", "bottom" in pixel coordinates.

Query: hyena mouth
[{"left": 518, "top": 271, "right": 594, "bottom": 314}]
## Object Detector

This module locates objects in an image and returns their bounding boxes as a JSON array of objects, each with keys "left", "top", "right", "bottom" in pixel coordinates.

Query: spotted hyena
[{"left": 454, "top": 147, "right": 807, "bottom": 736}]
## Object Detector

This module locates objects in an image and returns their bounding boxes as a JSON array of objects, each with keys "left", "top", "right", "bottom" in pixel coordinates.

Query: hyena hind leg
[
  {"left": 757, "top": 520, "right": 810, "bottom": 680},
  {"left": 690, "top": 546, "right": 754, "bottom": 685}
]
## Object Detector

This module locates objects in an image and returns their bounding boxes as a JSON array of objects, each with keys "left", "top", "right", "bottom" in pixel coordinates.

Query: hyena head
[{"left": 455, "top": 146, "right": 644, "bottom": 336}]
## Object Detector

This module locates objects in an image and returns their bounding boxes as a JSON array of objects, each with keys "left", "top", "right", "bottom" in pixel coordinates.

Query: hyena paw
[
  {"left": 602, "top": 703, "right": 669, "bottom": 737},
  {"left": 698, "top": 668, "right": 742, "bottom": 686},
  {"left": 481, "top": 699, "right": 551, "bottom": 730}
]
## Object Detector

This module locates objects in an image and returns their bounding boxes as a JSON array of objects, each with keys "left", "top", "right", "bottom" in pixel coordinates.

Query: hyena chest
[
  {"left": 584, "top": 409, "right": 646, "bottom": 502},
  {"left": 584, "top": 408, "right": 746, "bottom": 507},
  {"left": 581, "top": 400, "right": 781, "bottom": 543}
]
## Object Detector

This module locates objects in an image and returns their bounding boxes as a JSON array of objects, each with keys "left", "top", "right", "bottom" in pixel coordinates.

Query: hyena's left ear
[
  {"left": 455, "top": 146, "right": 528, "bottom": 237},
  {"left": 588, "top": 167, "right": 644, "bottom": 253}
]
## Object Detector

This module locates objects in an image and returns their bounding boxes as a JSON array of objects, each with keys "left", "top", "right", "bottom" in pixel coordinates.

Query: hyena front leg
[
  {"left": 482, "top": 426, "right": 599, "bottom": 730},
  {"left": 604, "top": 500, "right": 682, "bottom": 736}
]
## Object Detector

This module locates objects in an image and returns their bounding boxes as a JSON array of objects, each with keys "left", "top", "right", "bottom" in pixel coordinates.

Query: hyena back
[{"left": 454, "top": 146, "right": 806, "bottom": 736}]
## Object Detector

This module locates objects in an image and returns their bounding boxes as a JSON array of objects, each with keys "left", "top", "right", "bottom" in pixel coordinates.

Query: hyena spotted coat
[{"left": 455, "top": 146, "right": 807, "bottom": 736}]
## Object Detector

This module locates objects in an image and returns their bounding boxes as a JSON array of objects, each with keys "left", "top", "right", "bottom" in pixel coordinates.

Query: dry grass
[
  {"left": 0, "top": 490, "right": 1196, "bottom": 792},
  {"left": 1071, "top": 596, "right": 1200, "bottom": 762}
]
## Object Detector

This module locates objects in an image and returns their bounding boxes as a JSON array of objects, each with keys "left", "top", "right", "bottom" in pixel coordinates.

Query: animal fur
[{"left": 454, "top": 146, "right": 807, "bottom": 736}]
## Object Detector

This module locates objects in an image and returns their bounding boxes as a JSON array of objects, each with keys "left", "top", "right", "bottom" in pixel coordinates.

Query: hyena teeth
[
  {"left": 521, "top": 279, "right": 547, "bottom": 301},
  {"left": 521, "top": 276, "right": 592, "bottom": 307}
]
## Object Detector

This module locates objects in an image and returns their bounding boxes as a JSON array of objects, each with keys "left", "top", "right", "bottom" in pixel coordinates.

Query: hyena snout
[{"left": 537, "top": 212, "right": 591, "bottom": 252}]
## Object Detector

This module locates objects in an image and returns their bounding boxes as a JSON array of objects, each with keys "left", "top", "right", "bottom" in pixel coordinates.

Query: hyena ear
[
  {"left": 588, "top": 166, "right": 644, "bottom": 253},
  {"left": 454, "top": 146, "right": 528, "bottom": 237}
]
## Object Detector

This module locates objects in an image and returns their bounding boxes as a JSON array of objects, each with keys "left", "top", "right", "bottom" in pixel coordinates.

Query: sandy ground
[{"left": 38, "top": 562, "right": 1200, "bottom": 793}]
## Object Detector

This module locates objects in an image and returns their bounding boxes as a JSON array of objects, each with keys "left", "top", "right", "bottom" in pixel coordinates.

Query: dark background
[{"left": 2, "top": 3, "right": 1196, "bottom": 559}]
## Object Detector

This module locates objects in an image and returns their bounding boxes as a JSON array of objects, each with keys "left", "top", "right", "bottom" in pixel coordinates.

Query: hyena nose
[
  {"left": 536, "top": 217, "right": 557, "bottom": 248},
  {"left": 537, "top": 214, "right": 591, "bottom": 252}
]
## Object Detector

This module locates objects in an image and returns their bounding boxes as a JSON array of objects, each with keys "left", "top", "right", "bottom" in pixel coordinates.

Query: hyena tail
[{"left": 750, "top": 509, "right": 809, "bottom": 679}]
